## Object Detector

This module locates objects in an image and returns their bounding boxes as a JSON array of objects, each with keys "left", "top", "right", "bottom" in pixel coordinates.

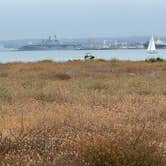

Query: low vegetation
[
  {"left": 145, "top": 57, "right": 164, "bottom": 62},
  {"left": 0, "top": 60, "right": 165, "bottom": 165}
]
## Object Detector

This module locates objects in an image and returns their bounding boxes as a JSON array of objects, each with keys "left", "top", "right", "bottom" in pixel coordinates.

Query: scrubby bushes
[
  {"left": 77, "top": 135, "right": 165, "bottom": 166},
  {"left": 39, "top": 72, "right": 71, "bottom": 81},
  {"left": 145, "top": 57, "right": 164, "bottom": 62},
  {"left": 0, "top": 87, "right": 12, "bottom": 102},
  {"left": 0, "top": 61, "right": 165, "bottom": 165}
]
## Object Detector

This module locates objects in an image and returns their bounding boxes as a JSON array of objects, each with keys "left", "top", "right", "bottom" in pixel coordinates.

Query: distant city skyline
[{"left": 0, "top": 0, "right": 166, "bottom": 40}]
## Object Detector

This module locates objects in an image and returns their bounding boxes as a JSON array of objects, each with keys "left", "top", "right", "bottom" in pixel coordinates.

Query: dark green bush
[{"left": 145, "top": 57, "right": 164, "bottom": 63}]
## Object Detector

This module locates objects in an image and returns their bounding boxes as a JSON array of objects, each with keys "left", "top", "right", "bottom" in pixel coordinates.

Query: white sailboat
[{"left": 147, "top": 36, "right": 157, "bottom": 54}]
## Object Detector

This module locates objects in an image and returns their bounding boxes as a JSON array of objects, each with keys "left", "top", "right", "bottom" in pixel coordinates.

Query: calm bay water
[{"left": 0, "top": 49, "right": 165, "bottom": 63}]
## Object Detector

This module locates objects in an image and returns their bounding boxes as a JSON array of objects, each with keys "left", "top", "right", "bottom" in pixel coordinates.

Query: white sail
[{"left": 147, "top": 36, "right": 157, "bottom": 53}]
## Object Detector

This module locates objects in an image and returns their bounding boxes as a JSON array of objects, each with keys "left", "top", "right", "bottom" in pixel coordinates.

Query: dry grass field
[{"left": 0, "top": 60, "right": 165, "bottom": 165}]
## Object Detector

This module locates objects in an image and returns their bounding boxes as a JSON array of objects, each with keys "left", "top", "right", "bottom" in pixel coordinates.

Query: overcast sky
[{"left": 0, "top": 0, "right": 166, "bottom": 39}]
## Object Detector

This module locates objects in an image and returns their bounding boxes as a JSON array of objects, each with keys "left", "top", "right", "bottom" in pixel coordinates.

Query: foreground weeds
[
  {"left": 0, "top": 61, "right": 165, "bottom": 165},
  {"left": 77, "top": 135, "right": 165, "bottom": 166}
]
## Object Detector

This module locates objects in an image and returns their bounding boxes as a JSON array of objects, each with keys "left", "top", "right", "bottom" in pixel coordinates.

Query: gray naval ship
[{"left": 19, "top": 36, "right": 81, "bottom": 51}]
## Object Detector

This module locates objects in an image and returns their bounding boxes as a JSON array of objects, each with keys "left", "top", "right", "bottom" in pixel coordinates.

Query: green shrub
[
  {"left": 0, "top": 87, "right": 12, "bottom": 102},
  {"left": 145, "top": 57, "right": 164, "bottom": 63},
  {"left": 82, "top": 81, "right": 109, "bottom": 91}
]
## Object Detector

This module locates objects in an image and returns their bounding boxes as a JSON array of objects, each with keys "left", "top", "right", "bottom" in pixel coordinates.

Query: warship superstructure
[{"left": 19, "top": 36, "right": 81, "bottom": 51}]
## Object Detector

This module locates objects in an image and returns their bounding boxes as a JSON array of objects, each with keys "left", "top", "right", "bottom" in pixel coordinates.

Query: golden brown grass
[{"left": 0, "top": 60, "right": 165, "bottom": 165}]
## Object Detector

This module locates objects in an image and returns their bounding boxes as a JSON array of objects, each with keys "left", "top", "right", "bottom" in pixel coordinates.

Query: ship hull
[{"left": 18, "top": 45, "right": 81, "bottom": 51}]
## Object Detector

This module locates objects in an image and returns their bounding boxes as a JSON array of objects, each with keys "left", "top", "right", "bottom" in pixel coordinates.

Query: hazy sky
[{"left": 0, "top": 0, "right": 166, "bottom": 39}]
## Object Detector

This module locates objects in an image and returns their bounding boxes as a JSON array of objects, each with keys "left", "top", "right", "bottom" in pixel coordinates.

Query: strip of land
[{"left": 0, "top": 60, "right": 165, "bottom": 165}]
